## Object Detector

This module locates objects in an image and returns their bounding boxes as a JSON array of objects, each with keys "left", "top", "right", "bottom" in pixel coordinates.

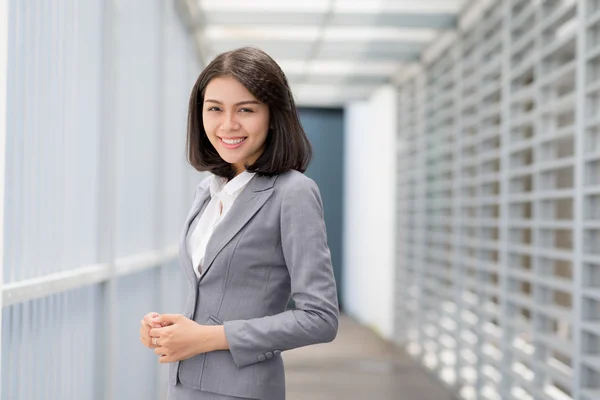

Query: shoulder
[
  {"left": 273, "top": 170, "right": 322, "bottom": 207},
  {"left": 275, "top": 169, "right": 317, "bottom": 191},
  {"left": 190, "top": 174, "right": 214, "bottom": 201}
]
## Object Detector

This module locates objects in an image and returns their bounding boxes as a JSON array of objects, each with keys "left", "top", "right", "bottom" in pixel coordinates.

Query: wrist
[{"left": 209, "top": 325, "right": 229, "bottom": 351}]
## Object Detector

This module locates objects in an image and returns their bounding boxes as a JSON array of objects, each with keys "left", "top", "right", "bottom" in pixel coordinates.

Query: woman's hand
[
  {"left": 139, "top": 312, "right": 163, "bottom": 349},
  {"left": 140, "top": 312, "right": 172, "bottom": 349},
  {"left": 149, "top": 314, "right": 229, "bottom": 363}
]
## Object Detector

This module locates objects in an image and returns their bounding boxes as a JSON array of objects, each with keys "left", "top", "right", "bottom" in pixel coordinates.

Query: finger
[
  {"left": 144, "top": 312, "right": 159, "bottom": 321},
  {"left": 159, "top": 354, "right": 172, "bottom": 364},
  {"left": 140, "top": 337, "right": 153, "bottom": 349},
  {"left": 152, "top": 314, "right": 181, "bottom": 325},
  {"left": 140, "top": 327, "right": 154, "bottom": 343},
  {"left": 140, "top": 333, "right": 160, "bottom": 348},
  {"left": 141, "top": 332, "right": 151, "bottom": 344},
  {"left": 154, "top": 346, "right": 165, "bottom": 355},
  {"left": 143, "top": 321, "right": 163, "bottom": 329},
  {"left": 149, "top": 327, "right": 163, "bottom": 338},
  {"left": 144, "top": 312, "right": 161, "bottom": 327}
]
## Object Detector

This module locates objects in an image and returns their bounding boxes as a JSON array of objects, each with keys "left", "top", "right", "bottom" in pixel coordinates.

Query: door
[{"left": 298, "top": 107, "right": 345, "bottom": 310}]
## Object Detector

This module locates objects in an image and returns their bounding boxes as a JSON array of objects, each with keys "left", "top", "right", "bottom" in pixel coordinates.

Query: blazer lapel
[
  {"left": 179, "top": 181, "right": 211, "bottom": 284},
  {"left": 199, "top": 174, "right": 277, "bottom": 282}
]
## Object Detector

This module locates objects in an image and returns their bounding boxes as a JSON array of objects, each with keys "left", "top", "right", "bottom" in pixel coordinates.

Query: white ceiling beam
[
  {"left": 291, "top": 82, "right": 376, "bottom": 108},
  {"left": 204, "top": 11, "right": 457, "bottom": 29},
  {"left": 204, "top": 25, "right": 441, "bottom": 42},
  {"left": 291, "top": 83, "right": 376, "bottom": 99},
  {"left": 200, "top": 0, "right": 466, "bottom": 14},
  {"left": 294, "top": 96, "right": 354, "bottom": 108},
  {"left": 204, "top": 26, "right": 321, "bottom": 41},
  {"left": 333, "top": 0, "right": 467, "bottom": 13},
  {"left": 200, "top": 0, "right": 331, "bottom": 12},
  {"left": 324, "top": 27, "right": 439, "bottom": 41}
]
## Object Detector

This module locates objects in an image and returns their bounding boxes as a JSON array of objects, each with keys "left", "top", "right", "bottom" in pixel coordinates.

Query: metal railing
[{"left": 1, "top": 1, "right": 203, "bottom": 399}]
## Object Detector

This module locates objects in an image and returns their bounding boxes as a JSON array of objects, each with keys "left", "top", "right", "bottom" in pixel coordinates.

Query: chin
[{"left": 219, "top": 155, "right": 243, "bottom": 165}]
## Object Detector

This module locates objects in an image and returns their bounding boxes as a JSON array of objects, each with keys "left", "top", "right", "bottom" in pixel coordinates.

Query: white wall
[
  {"left": 343, "top": 85, "right": 397, "bottom": 340},
  {"left": 0, "top": 0, "right": 7, "bottom": 395}
]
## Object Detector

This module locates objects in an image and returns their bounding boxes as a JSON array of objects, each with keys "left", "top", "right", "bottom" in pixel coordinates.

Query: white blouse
[{"left": 187, "top": 171, "right": 256, "bottom": 279}]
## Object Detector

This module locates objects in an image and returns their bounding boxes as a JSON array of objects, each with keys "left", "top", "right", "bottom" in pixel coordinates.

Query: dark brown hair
[{"left": 186, "top": 47, "right": 312, "bottom": 180}]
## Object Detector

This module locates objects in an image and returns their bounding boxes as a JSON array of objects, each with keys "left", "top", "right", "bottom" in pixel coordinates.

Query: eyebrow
[{"left": 204, "top": 99, "right": 261, "bottom": 106}]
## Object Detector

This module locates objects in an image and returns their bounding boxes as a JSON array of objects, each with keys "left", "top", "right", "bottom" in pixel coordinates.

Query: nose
[{"left": 220, "top": 111, "right": 240, "bottom": 132}]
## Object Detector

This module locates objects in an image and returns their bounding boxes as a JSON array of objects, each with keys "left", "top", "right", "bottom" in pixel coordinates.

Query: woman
[{"left": 139, "top": 47, "right": 339, "bottom": 400}]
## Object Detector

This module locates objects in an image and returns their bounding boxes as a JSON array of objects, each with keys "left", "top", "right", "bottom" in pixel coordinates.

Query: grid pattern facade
[
  {"left": 1, "top": 1, "right": 201, "bottom": 399},
  {"left": 395, "top": 1, "right": 600, "bottom": 399}
]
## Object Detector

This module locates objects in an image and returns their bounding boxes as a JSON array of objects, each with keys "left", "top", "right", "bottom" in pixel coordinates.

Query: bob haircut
[{"left": 186, "top": 47, "right": 313, "bottom": 180}]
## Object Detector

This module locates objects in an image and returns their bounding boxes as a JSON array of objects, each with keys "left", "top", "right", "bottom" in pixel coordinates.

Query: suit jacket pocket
[{"left": 208, "top": 315, "right": 223, "bottom": 325}]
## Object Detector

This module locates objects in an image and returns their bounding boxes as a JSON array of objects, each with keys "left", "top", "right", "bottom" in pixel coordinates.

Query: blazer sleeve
[{"left": 223, "top": 177, "right": 339, "bottom": 368}]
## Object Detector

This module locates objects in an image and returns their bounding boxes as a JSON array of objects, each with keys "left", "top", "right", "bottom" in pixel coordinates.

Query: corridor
[{"left": 284, "top": 315, "right": 454, "bottom": 400}]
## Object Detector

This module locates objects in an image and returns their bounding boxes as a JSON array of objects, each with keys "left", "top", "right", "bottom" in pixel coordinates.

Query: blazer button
[
  {"left": 274, "top": 350, "right": 281, "bottom": 356},
  {"left": 258, "top": 355, "right": 266, "bottom": 362},
  {"left": 265, "top": 352, "right": 273, "bottom": 359}
]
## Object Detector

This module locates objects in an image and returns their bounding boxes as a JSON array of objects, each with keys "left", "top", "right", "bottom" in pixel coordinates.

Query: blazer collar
[{"left": 180, "top": 173, "right": 278, "bottom": 284}]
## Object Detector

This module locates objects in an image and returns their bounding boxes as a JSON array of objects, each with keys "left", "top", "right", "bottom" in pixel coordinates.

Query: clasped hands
[{"left": 139, "top": 312, "right": 228, "bottom": 364}]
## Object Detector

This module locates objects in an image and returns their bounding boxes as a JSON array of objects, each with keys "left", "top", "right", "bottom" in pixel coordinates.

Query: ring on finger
[{"left": 153, "top": 337, "right": 159, "bottom": 346}]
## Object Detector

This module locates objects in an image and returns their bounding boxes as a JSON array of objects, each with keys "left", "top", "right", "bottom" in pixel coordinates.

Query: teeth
[{"left": 222, "top": 138, "right": 245, "bottom": 145}]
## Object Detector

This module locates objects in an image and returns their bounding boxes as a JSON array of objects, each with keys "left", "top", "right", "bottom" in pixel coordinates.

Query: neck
[{"left": 232, "top": 164, "right": 244, "bottom": 178}]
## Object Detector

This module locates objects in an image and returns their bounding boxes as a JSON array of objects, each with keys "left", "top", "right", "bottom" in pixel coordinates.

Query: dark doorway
[{"left": 298, "top": 107, "right": 345, "bottom": 310}]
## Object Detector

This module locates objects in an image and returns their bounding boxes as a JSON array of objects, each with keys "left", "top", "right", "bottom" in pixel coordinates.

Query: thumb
[
  {"left": 144, "top": 312, "right": 161, "bottom": 328},
  {"left": 152, "top": 313, "right": 182, "bottom": 325}
]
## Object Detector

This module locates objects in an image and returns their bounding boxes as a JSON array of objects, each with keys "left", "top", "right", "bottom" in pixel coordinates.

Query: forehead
[{"left": 204, "top": 75, "right": 258, "bottom": 102}]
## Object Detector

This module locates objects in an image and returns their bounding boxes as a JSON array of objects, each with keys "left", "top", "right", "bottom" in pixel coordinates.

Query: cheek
[
  {"left": 202, "top": 116, "right": 218, "bottom": 136},
  {"left": 248, "top": 119, "right": 269, "bottom": 140}
]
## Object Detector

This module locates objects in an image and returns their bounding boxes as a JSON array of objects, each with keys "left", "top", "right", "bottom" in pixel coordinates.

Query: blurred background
[{"left": 1, "top": 0, "right": 600, "bottom": 399}]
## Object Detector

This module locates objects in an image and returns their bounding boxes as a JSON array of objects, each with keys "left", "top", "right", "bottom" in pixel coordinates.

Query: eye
[
  {"left": 239, "top": 108, "right": 254, "bottom": 113},
  {"left": 207, "top": 106, "right": 221, "bottom": 112}
]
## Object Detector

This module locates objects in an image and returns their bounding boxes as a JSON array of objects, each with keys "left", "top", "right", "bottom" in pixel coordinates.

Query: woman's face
[{"left": 202, "top": 75, "right": 270, "bottom": 176}]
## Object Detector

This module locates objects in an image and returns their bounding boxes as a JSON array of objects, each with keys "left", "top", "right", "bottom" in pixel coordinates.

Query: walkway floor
[{"left": 283, "top": 314, "right": 454, "bottom": 400}]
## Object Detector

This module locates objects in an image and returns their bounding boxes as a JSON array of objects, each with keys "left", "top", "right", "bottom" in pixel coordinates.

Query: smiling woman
[
  {"left": 202, "top": 76, "right": 270, "bottom": 176},
  {"left": 186, "top": 46, "right": 312, "bottom": 181},
  {"left": 139, "top": 47, "right": 339, "bottom": 400}
]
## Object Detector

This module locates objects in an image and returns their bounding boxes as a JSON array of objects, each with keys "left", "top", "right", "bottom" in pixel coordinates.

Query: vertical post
[
  {"left": 451, "top": 39, "right": 464, "bottom": 391},
  {"left": 499, "top": 1, "right": 513, "bottom": 398},
  {"left": 572, "top": 1, "right": 587, "bottom": 398},
  {"left": 0, "top": 0, "right": 8, "bottom": 396},
  {"left": 393, "top": 87, "right": 403, "bottom": 345},
  {"left": 155, "top": 0, "right": 167, "bottom": 398},
  {"left": 472, "top": 19, "right": 484, "bottom": 397},
  {"left": 415, "top": 72, "right": 426, "bottom": 364},
  {"left": 98, "top": 0, "right": 118, "bottom": 399},
  {"left": 531, "top": 2, "right": 544, "bottom": 393}
]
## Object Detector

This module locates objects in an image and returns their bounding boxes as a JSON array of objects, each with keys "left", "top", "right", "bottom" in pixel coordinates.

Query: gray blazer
[{"left": 169, "top": 170, "right": 339, "bottom": 400}]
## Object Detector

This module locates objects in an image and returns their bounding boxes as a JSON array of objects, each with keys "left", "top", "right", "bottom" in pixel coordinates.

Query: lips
[{"left": 219, "top": 136, "right": 247, "bottom": 149}]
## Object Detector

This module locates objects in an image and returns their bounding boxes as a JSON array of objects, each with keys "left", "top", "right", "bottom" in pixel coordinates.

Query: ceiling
[{"left": 181, "top": 0, "right": 470, "bottom": 107}]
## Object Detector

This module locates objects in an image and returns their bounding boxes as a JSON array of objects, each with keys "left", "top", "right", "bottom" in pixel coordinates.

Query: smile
[
  {"left": 220, "top": 137, "right": 247, "bottom": 148},
  {"left": 222, "top": 137, "right": 246, "bottom": 144}
]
